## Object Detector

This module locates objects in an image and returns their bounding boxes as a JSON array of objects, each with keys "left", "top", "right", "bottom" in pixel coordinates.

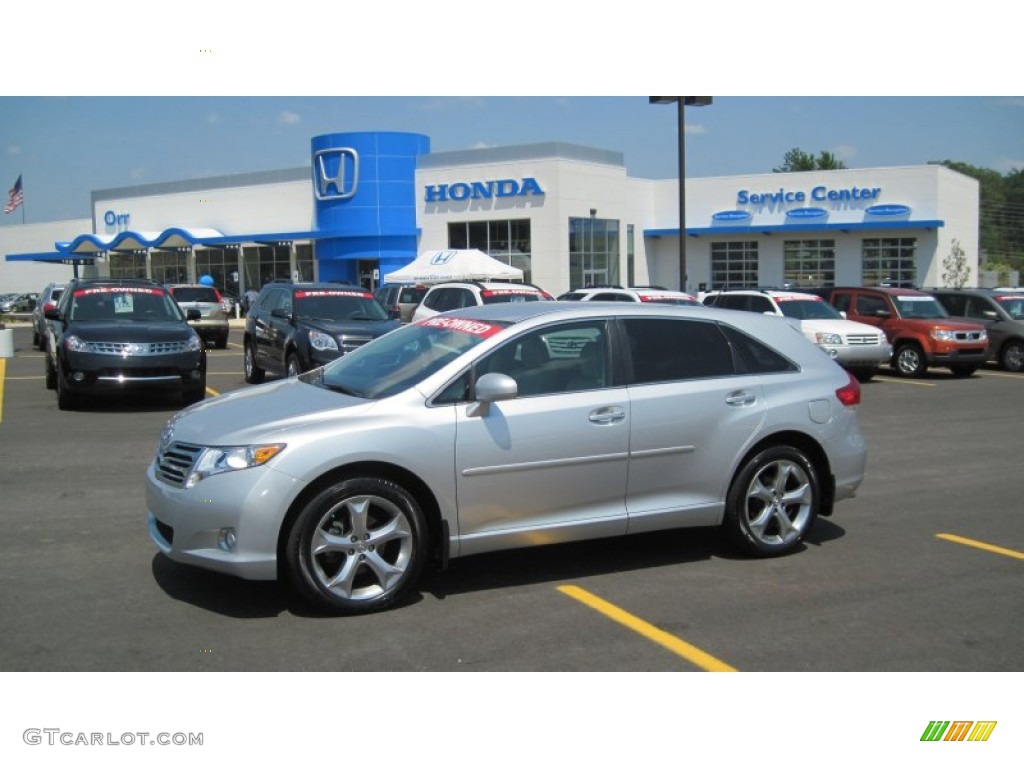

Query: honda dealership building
[{"left": 3, "top": 130, "right": 980, "bottom": 296}]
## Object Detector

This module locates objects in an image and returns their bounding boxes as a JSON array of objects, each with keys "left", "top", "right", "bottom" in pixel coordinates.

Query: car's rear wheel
[
  {"left": 724, "top": 445, "right": 820, "bottom": 557},
  {"left": 893, "top": 343, "right": 926, "bottom": 377},
  {"left": 285, "top": 477, "right": 428, "bottom": 615},
  {"left": 244, "top": 341, "right": 265, "bottom": 383},
  {"left": 215, "top": 333, "right": 228, "bottom": 350},
  {"left": 999, "top": 340, "right": 1024, "bottom": 372}
]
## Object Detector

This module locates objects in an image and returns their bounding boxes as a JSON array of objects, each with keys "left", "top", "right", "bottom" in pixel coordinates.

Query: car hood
[
  {"left": 301, "top": 318, "right": 401, "bottom": 336},
  {"left": 164, "top": 376, "right": 375, "bottom": 446},
  {"left": 798, "top": 318, "right": 884, "bottom": 336},
  {"left": 67, "top": 322, "right": 196, "bottom": 342}
]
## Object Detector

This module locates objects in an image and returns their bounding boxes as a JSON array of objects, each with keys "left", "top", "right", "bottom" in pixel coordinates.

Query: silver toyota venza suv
[{"left": 147, "top": 302, "right": 867, "bottom": 615}]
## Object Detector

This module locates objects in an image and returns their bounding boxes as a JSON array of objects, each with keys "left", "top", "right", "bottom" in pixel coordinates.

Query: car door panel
[{"left": 454, "top": 388, "right": 630, "bottom": 556}]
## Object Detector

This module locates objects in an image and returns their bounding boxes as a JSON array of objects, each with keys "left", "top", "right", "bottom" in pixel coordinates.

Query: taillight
[{"left": 835, "top": 371, "right": 861, "bottom": 406}]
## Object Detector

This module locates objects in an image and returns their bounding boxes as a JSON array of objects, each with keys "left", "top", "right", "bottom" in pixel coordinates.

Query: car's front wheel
[
  {"left": 244, "top": 341, "right": 265, "bottom": 384},
  {"left": 56, "top": 362, "right": 79, "bottom": 411},
  {"left": 724, "top": 445, "right": 820, "bottom": 557},
  {"left": 286, "top": 353, "right": 302, "bottom": 378},
  {"left": 893, "top": 343, "right": 927, "bottom": 377},
  {"left": 285, "top": 477, "right": 428, "bottom": 615}
]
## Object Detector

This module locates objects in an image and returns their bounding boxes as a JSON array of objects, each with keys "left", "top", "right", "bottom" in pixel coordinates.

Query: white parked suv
[
  {"left": 411, "top": 281, "right": 552, "bottom": 322},
  {"left": 702, "top": 289, "right": 892, "bottom": 381},
  {"left": 558, "top": 286, "right": 701, "bottom": 306}
]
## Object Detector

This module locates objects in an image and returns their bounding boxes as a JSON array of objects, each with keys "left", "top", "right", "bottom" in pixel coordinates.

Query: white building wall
[
  {"left": 0, "top": 219, "right": 92, "bottom": 292},
  {"left": 93, "top": 180, "right": 313, "bottom": 236}
]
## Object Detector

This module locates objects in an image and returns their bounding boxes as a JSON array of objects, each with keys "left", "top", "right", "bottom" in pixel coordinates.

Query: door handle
[
  {"left": 589, "top": 406, "right": 626, "bottom": 425},
  {"left": 725, "top": 391, "right": 756, "bottom": 406}
]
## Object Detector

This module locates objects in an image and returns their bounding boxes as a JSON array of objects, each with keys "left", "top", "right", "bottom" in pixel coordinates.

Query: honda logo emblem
[
  {"left": 429, "top": 251, "right": 457, "bottom": 265},
  {"left": 313, "top": 147, "right": 359, "bottom": 201}
]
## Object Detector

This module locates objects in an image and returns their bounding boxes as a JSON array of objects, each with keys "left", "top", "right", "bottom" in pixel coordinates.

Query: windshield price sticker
[
  {"left": 295, "top": 290, "right": 372, "bottom": 299},
  {"left": 775, "top": 295, "right": 822, "bottom": 302},
  {"left": 74, "top": 287, "right": 162, "bottom": 297},
  {"left": 418, "top": 317, "right": 502, "bottom": 338}
]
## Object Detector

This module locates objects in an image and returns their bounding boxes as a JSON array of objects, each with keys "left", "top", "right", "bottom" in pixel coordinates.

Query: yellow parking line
[
  {"left": 206, "top": 386, "right": 220, "bottom": 397},
  {"left": 936, "top": 533, "right": 1024, "bottom": 561},
  {"left": 557, "top": 585, "right": 738, "bottom": 672},
  {"left": 875, "top": 377, "right": 936, "bottom": 387},
  {"left": 978, "top": 371, "right": 1024, "bottom": 380}
]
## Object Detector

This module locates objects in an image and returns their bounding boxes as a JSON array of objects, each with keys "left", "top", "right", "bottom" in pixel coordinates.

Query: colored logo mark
[{"left": 921, "top": 721, "right": 997, "bottom": 742}]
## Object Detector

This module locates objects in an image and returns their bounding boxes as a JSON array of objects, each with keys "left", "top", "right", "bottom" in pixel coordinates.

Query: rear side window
[
  {"left": 399, "top": 286, "right": 428, "bottom": 303},
  {"left": 623, "top": 318, "right": 735, "bottom": 383},
  {"left": 718, "top": 325, "right": 799, "bottom": 374},
  {"left": 854, "top": 294, "right": 888, "bottom": 317}
]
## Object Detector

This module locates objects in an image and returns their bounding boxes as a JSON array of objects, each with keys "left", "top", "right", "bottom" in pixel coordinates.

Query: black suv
[
  {"left": 243, "top": 282, "right": 401, "bottom": 382},
  {"left": 44, "top": 278, "right": 207, "bottom": 409}
]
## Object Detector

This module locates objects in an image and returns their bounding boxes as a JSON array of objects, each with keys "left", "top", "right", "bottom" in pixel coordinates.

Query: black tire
[
  {"left": 182, "top": 376, "right": 207, "bottom": 406},
  {"left": 44, "top": 354, "right": 56, "bottom": 390},
  {"left": 893, "top": 343, "right": 927, "bottom": 377},
  {"left": 949, "top": 364, "right": 977, "bottom": 378},
  {"left": 851, "top": 366, "right": 878, "bottom": 383},
  {"left": 56, "top": 363, "right": 79, "bottom": 411},
  {"left": 286, "top": 353, "right": 302, "bottom": 378},
  {"left": 244, "top": 341, "right": 265, "bottom": 384},
  {"left": 215, "top": 334, "right": 228, "bottom": 350},
  {"left": 724, "top": 445, "right": 820, "bottom": 557},
  {"left": 285, "top": 477, "right": 428, "bottom": 615},
  {"left": 999, "top": 340, "right": 1024, "bottom": 373}
]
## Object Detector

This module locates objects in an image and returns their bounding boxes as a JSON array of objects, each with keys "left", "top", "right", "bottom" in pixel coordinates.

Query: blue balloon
[{"left": 199, "top": 274, "right": 215, "bottom": 286}]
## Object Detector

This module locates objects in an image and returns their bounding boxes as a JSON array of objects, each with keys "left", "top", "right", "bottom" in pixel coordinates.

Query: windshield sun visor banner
[{"left": 417, "top": 317, "right": 503, "bottom": 338}]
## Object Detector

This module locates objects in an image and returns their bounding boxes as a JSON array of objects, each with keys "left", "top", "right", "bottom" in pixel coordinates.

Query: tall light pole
[{"left": 650, "top": 97, "right": 712, "bottom": 292}]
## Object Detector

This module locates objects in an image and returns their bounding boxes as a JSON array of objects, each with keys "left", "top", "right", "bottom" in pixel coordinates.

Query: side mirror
[
  {"left": 271, "top": 307, "right": 290, "bottom": 319},
  {"left": 44, "top": 307, "right": 62, "bottom": 321},
  {"left": 839, "top": 310, "right": 847, "bottom": 319},
  {"left": 471, "top": 372, "right": 518, "bottom": 417},
  {"left": 875, "top": 309, "right": 892, "bottom": 318}
]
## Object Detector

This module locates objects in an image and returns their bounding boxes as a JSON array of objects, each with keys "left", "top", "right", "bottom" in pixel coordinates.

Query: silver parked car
[{"left": 147, "top": 302, "right": 867, "bottom": 614}]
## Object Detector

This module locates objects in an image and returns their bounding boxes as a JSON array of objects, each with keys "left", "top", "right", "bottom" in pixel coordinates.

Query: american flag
[{"left": 5, "top": 174, "right": 23, "bottom": 214}]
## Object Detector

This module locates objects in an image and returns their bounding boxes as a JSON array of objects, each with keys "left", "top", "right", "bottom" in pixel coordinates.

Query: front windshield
[
  {"left": 294, "top": 289, "right": 389, "bottom": 321},
  {"left": 318, "top": 316, "right": 509, "bottom": 399},
  {"left": 776, "top": 298, "right": 842, "bottom": 320},
  {"left": 69, "top": 287, "right": 183, "bottom": 322},
  {"left": 894, "top": 295, "right": 947, "bottom": 319}
]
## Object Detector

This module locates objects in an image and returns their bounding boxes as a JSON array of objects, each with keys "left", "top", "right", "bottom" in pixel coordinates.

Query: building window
[
  {"left": 108, "top": 251, "right": 147, "bottom": 279},
  {"left": 151, "top": 249, "right": 189, "bottom": 284},
  {"left": 448, "top": 219, "right": 532, "bottom": 282},
  {"left": 862, "top": 238, "right": 917, "bottom": 286},
  {"left": 243, "top": 244, "right": 292, "bottom": 289},
  {"left": 296, "top": 244, "right": 314, "bottom": 282},
  {"left": 195, "top": 248, "right": 238, "bottom": 294},
  {"left": 568, "top": 217, "right": 620, "bottom": 289},
  {"left": 784, "top": 239, "right": 836, "bottom": 287},
  {"left": 710, "top": 241, "right": 759, "bottom": 289}
]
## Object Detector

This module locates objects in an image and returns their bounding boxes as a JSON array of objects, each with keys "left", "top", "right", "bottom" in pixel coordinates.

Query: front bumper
[
  {"left": 146, "top": 460, "right": 301, "bottom": 581},
  {"left": 824, "top": 341, "right": 893, "bottom": 368},
  {"left": 61, "top": 350, "right": 205, "bottom": 393}
]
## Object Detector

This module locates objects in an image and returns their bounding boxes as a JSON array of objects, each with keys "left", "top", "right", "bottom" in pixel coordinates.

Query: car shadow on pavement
[{"left": 151, "top": 519, "right": 847, "bottom": 618}]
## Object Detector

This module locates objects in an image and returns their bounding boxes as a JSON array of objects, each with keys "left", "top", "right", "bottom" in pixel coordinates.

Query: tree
[
  {"left": 941, "top": 238, "right": 971, "bottom": 288},
  {"left": 773, "top": 148, "right": 848, "bottom": 173}
]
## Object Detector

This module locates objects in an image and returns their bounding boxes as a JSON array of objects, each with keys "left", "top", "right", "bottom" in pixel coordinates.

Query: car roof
[{"left": 434, "top": 298, "right": 742, "bottom": 326}]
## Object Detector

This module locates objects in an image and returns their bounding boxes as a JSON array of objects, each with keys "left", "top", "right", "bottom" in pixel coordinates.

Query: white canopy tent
[{"left": 383, "top": 249, "right": 523, "bottom": 284}]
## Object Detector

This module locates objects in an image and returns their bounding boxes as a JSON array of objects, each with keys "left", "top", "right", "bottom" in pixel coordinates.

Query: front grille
[
  {"left": 339, "top": 334, "right": 374, "bottom": 354},
  {"left": 955, "top": 331, "right": 985, "bottom": 343},
  {"left": 846, "top": 334, "right": 881, "bottom": 345},
  {"left": 87, "top": 340, "right": 192, "bottom": 356},
  {"left": 155, "top": 441, "right": 204, "bottom": 487}
]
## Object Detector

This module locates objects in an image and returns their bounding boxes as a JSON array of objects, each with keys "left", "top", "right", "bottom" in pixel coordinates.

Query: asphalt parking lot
[{"left": 0, "top": 323, "right": 1020, "bottom": 672}]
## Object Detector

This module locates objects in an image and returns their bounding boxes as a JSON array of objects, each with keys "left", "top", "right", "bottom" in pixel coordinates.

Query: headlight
[
  {"left": 931, "top": 329, "right": 957, "bottom": 341},
  {"left": 814, "top": 332, "right": 843, "bottom": 345},
  {"left": 185, "top": 443, "right": 286, "bottom": 488},
  {"left": 309, "top": 330, "right": 339, "bottom": 351},
  {"left": 63, "top": 334, "right": 90, "bottom": 352},
  {"left": 186, "top": 333, "right": 203, "bottom": 352}
]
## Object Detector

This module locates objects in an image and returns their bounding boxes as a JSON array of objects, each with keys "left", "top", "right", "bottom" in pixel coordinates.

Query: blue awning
[{"left": 645, "top": 219, "right": 945, "bottom": 238}]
